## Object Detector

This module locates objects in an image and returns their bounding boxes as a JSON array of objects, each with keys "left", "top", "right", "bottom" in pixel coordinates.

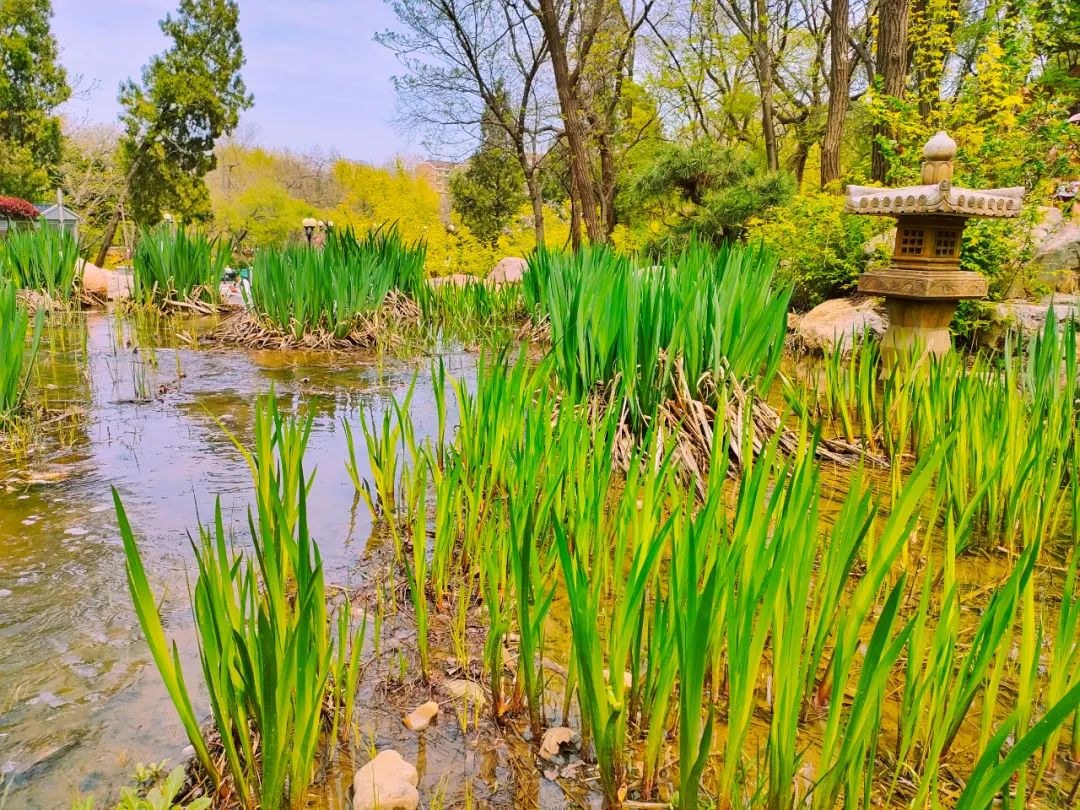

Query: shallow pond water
[
  {"left": 0, "top": 312, "right": 478, "bottom": 808},
  {"left": 2, "top": 313, "right": 1077, "bottom": 809}
]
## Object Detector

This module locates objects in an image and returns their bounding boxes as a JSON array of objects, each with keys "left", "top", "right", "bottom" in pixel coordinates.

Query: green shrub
[
  {"left": 951, "top": 212, "right": 1038, "bottom": 342},
  {"left": 747, "top": 191, "right": 890, "bottom": 312}
]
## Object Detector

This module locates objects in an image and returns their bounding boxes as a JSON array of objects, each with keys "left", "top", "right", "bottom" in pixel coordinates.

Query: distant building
[
  {"left": 415, "top": 160, "right": 459, "bottom": 196},
  {"left": 33, "top": 202, "right": 80, "bottom": 239},
  {"left": 416, "top": 160, "right": 462, "bottom": 222}
]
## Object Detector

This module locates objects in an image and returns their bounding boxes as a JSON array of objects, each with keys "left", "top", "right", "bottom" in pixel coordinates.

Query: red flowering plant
[{"left": 0, "top": 196, "right": 41, "bottom": 221}]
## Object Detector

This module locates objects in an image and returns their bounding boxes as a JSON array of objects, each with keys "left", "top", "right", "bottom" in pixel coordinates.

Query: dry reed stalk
[
  {"left": 516, "top": 315, "right": 551, "bottom": 344},
  {"left": 204, "top": 291, "right": 421, "bottom": 351},
  {"left": 568, "top": 359, "right": 869, "bottom": 495}
]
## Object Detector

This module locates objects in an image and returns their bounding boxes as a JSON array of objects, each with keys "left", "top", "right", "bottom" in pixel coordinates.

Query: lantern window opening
[
  {"left": 934, "top": 229, "right": 960, "bottom": 257},
  {"left": 899, "top": 229, "right": 925, "bottom": 255}
]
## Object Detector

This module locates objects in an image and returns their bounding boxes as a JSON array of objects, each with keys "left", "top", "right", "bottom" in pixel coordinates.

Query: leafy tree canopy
[
  {"left": 0, "top": 0, "right": 70, "bottom": 200},
  {"left": 119, "top": 0, "right": 252, "bottom": 225},
  {"left": 450, "top": 108, "right": 527, "bottom": 248}
]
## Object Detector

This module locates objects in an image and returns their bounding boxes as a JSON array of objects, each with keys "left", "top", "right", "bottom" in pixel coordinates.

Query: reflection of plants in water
[
  {"left": 114, "top": 393, "right": 364, "bottom": 809},
  {"left": 0, "top": 280, "right": 44, "bottom": 424},
  {"left": 72, "top": 762, "right": 211, "bottom": 810},
  {"left": 414, "top": 280, "right": 527, "bottom": 350}
]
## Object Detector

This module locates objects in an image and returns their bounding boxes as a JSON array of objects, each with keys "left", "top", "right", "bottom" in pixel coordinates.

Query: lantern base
[
  {"left": 858, "top": 269, "right": 988, "bottom": 363},
  {"left": 877, "top": 298, "right": 959, "bottom": 362}
]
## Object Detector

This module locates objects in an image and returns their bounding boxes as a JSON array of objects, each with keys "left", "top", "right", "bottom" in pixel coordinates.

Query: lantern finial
[{"left": 921, "top": 130, "right": 956, "bottom": 185}]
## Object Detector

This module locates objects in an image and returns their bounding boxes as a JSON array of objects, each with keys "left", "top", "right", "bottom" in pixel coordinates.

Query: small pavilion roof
[{"left": 845, "top": 182, "right": 1025, "bottom": 218}]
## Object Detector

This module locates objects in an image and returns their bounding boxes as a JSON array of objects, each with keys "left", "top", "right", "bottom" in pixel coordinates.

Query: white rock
[
  {"left": 796, "top": 297, "right": 887, "bottom": 353},
  {"left": 351, "top": 750, "right": 419, "bottom": 810},
  {"left": 402, "top": 700, "right": 439, "bottom": 731},
  {"left": 990, "top": 300, "right": 1080, "bottom": 336}
]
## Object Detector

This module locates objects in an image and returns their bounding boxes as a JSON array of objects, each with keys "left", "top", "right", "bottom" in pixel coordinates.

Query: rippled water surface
[{"left": 0, "top": 313, "right": 475, "bottom": 809}]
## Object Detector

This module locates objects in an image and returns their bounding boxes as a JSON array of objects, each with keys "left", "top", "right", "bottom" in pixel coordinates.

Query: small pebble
[{"left": 64, "top": 527, "right": 88, "bottom": 537}]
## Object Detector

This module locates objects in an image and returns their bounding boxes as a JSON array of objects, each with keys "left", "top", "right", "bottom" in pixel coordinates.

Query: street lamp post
[{"left": 302, "top": 217, "right": 317, "bottom": 245}]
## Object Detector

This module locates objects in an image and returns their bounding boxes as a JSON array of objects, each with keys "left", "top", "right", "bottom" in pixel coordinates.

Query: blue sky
[{"left": 52, "top": 0, "right": 410, "bottom": 163}]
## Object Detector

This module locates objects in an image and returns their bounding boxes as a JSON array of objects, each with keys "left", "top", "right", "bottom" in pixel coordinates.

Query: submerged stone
[{"left": 352, "top": 750, "right": 419, "bottom": 810}]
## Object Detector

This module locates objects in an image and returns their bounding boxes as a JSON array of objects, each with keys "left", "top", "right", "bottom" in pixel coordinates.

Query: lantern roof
[
  {"left": 845, "top": 130, "right": 1024, "bottom": 219},
  {"left": 846, "top": 183, "right": 1024, "bottom": 218}
]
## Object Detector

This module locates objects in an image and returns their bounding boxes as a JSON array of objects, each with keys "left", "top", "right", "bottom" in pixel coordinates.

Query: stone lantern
[{"left": 846, "top": 131, "right": 1024, "bottom": 360}]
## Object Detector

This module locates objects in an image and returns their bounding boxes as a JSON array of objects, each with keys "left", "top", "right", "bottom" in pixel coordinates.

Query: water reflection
[{"left": 0, "top": 312, "right": 474, "bottom": 808}]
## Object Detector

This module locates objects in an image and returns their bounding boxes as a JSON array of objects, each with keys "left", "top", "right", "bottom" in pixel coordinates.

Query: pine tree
[
  {"left": 95, "top": 0, "right": 252, "bottom": 264},
  {"left": 449, "top": 109, "right": 527, "bottom": 248}
]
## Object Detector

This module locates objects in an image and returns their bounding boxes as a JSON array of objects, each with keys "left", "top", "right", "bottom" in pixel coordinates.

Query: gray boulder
[
  {"left": 989, "top": 296, "right": 1080, "bottom": 339},
  {"left": 1030, "top": 206, "right": 1080, "bottom": 292}
]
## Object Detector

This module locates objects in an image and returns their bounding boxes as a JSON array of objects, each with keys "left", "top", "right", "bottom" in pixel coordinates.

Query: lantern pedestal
[{"left": 857, "top": 267, "right": 988, "bottom": 361}]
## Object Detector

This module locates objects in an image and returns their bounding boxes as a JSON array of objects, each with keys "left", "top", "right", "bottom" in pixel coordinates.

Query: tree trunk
[
  {"left": 871, "top": 0, "right": 911, "bottom": 183},
  {"left": 524, "top": 170, "right": 546, "bottom": 246},
  {"left": 536, "top": 0, "right": 603, "bottom": 243},
  {"left": 569, "top": 190, "right": 582, "bottom": 251},
  {"left": 790, "top": 140, "right": 809, "bottom": 188},
  {"left": 754, "top": 0, "right": 779, "bottom": 172},
  {"left": 598, "top": 131, "right": 617, "bottom": 237},
  {"left": 94, "top": 203, "right": 125, "bottom": 268},
  {"left": 821, "top": 0, "right": 851, "bottom": 188},
  {"left": 94, "top": 140, "right": 150, "bottom": 267}
]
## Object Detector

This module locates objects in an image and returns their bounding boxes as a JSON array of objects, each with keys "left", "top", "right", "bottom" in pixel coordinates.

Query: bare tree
[
  {"left": 577, "top": 0, "right": 657, "bottom": 236},
  {"left": 380, "top": 0, "right": 555, "bottom": 244},
  {"left": 645, "top": 0, "right": 759, "bottom": 144},
  {"left": 718, "top": 0, "right": 798, "bottom": 172},
  {"left": 57, "top": 121, "right": 125, "bottom": 254},
  {"left": 526, "top": 0, "right": 606, "bottom": 244}
]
